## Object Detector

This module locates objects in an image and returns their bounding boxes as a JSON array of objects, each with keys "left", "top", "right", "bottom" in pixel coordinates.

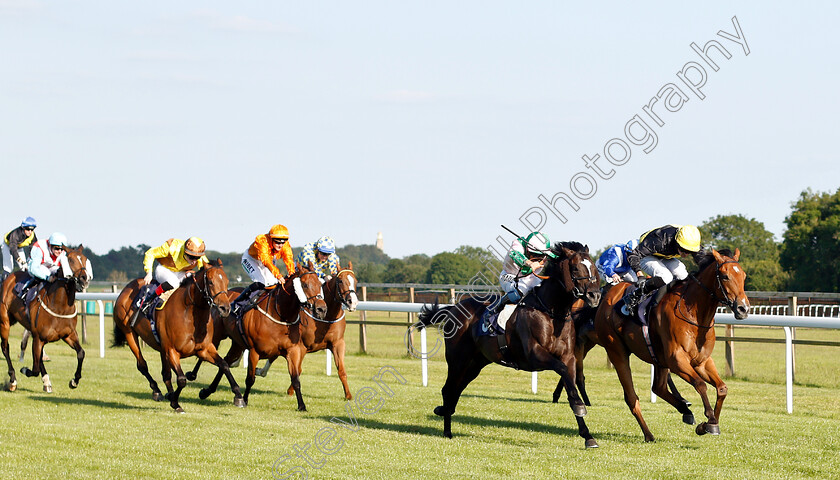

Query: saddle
[
  {"left": 615, "top": 284, "right": 669, "bottom": 364},
  {"left": 476, "top": 304, "right": 517, "bottom": 338},
  {"left": 13, "top": 274, "right": 44, "bottom": 307}
]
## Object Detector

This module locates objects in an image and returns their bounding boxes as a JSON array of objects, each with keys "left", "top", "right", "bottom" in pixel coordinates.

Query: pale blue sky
[{"left": 2, "top": 1, "right": 837, "bottom": 259}]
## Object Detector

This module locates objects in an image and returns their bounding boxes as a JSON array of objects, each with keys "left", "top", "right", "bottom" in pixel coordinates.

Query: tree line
[{"left": 81, "top": 187, "right": 840, "bottom": 292}]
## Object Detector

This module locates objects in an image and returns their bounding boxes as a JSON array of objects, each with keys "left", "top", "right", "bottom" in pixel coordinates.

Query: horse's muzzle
[
  {"left": 584, "top": 290, "right": 601, "bottom": 308},
  {"left": 733, "top": 303, "right": 749, "bottom": 320},
  {"left": 216, "top": 303, "right": 232, "bottom": 318}
]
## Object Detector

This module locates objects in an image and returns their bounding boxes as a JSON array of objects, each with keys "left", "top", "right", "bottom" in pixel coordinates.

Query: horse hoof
[
  {"left": 286, "top": 387, "right": 295, "bottom": 396},
  {"left": 551, "top": 393, "right": 560, "bottom": 404},
  {"left": 43, "top": 385, "right": 53, "bottom": 393},
  {"left": 297, "top": 405, "right": 307, "bottom": 412},
  {"left": 444, "top": 430, "right": 453, "bottom": 439},
  {"left": 572, "top": 404, "right": 587, "bottom": 417},
  {"left": 19, "top": 367, "right": 28, "bottom": 376},
  {"left": 6, "top": 381, "right": 16, "bottom": 392},
  {"left": 433, "top": 406, "right": 447, "bottom": 417},
  {"left": 234, "top": 397, "right": 246, "bottom": 408},
  {"left": 174, "top": 407, "right": 185, "bottom": 414},
  {"left": 695, "top": 423, "right": 708, "bottom": 436},
  {"left": 185, "top": 372, "right": 197, "bottom": 381},
  {"left": 705, "top": 423, "right": 720, "bottom": 435},
  {"left": 585, "top": 438, "right": 599, "bottom": 449},
  {"left": 69, "top": 379, "right": 78, "bottom": 389},
  {"left": 644, "top": 436, "right": 656, "bottom": 443},
  {"left": 198, "top": 388, "right": 211, "bottom": 400},
  {"left": 682, "top": 413, "right": 695, "bottom": 425},
  {"left": 152, "top": 392, "right": 164, "bottom": 402}
]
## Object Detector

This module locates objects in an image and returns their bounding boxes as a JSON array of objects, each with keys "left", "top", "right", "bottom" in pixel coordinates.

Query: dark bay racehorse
[
  {"left": 0, "top": 246, "right": 91, "bottom": 392},
  {"left": 594, "top": 249, "right": 749, "bottom": 442},
  {"left": 413, "top": 242, "right": 602, "bottom": 448},
  {"left": 255, "top": 263, "right": 359, "bottom": 400},
  {"left": 196, "top": 263, "right": 328, "bottom": 410}
]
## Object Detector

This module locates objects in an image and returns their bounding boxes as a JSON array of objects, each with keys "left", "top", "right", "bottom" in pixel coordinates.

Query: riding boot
[
  {"left": 232, "top": 282, "right": 264, "bottom": 318},
  {"left": 129, "top": 285, "right": 160, "bottom": 327}
]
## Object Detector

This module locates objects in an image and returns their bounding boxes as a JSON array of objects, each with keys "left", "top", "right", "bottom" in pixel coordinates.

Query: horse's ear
[
  {"left": 711, "top": 249, "right": 724, "bottom": 264},
  {"left": 583, "top": 245, "right": 590, "bottom": 254},
  {"left": 733, "top": 248, "right": 740, "bottom": 261},
  {"left": 348, "top": 260, "right": 353, "bottom": 271},
  {"left": 307, "top": 260, "right": 314, "bottom": 271},
  {"left": 214, "top": 258, "right": 223, "bottom": 267},
  {"left": 561, "top": 246, "right": 575, "bottom": 258}
]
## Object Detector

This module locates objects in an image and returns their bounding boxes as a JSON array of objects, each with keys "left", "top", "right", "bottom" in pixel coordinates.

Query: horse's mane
[
  {"left": 693, "top": 248, "right": 734, "bottom": 274},
  {"left": 549, "top": 241, "right": 587, "bottom": 259}
]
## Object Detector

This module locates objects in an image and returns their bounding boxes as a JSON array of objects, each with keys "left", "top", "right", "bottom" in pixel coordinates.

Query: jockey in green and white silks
[{"left": 499, "top": 231, "right": 556, "bottom": 304}]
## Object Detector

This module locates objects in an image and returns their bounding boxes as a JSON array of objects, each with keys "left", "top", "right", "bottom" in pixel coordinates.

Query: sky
[{"left": 1, "top": 1, "right": 838, "bottom": 260}]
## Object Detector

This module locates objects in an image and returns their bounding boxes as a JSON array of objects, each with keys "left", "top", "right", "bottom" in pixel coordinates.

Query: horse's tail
[
  {"left": 417, "top": 300, "right": 448, "bottom": 329},
  {"left": 112, "top": 318, "right": 127, "bottom": 347}
]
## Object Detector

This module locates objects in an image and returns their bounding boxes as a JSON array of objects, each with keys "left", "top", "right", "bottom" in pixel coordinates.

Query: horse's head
[
  {"left": 196, "top": 258, "right": 231, "bottom": 318},
  {"left": 545, "top": 242, "right": 601, "bottom": 307},
  {"left": 64, "top": 245, "right": 92, "bottom": 292},
  {"left": 698, "top": 249, "right": 750, "bottom": 320},
  {"left": 334, "top": 261, "right": 359, "bottom": 312},
  {"left": 293, "top": 262, "right": 328, "bottom": 319}
]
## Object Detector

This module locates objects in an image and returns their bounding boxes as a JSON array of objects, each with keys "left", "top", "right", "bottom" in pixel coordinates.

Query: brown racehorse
[
  {"left": 0, "top": 246, "right": 91, "bottom": 393},
  {"left": 254, "top": 263, "right": 359, "bottom": 400},
  {"left": 413, "top": 242, "right": 602, "bottom": 448},
  {"left": 594, "top": 248, "right": 749, "bottom": 442},
  {"left": 155, "top": 259, "right": 243, "bottom": 413},
  {"left": 196, "top": 263, "right": 328, "bottom": 410},
  {"left": 551, "top": 296, "right": 690, "bottom": 408}
]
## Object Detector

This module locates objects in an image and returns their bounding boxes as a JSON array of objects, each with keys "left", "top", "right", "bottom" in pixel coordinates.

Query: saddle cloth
[{"left": 476, "top": 304, "right": 517, "bottom": 337}]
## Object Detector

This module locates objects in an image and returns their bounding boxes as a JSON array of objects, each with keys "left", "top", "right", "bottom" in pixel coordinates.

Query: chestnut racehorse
[
  {"left": 0, "top": 246, "right": 91, "bottom": 393},
  {"left": 594, "top": 248, "right": 749, "bottom": 442},
  {"left": 156, "top": 259, "right": 243, "bottom": 413},
  {"left": 196, "top": 263, "right": 328, "bottom": 410},
  {"left": 413, "top": 242, "right": 602, "bottom": 448},
  {"left": 254, "top": 263, "right": 359, "bottom": 400}
]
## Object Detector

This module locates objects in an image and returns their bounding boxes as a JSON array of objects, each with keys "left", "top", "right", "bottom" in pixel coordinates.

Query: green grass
[{"left": 1, "top": 312, "right": 839, "bottom": 479}]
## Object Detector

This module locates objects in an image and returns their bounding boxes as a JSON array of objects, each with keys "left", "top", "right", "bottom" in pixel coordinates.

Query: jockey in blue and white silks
[
  {"left": 295, "top": 236, "right": 340, "bottom": 282},
  {"left": 596, "top": 239, "right": 639, "bottom": 285}
]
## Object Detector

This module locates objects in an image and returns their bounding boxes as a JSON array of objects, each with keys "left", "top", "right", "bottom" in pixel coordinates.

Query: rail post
[
  {"left": 359, "top": 286, "right": 368, "bottom": 353},
  {"left": 725, "top": 324, "right": 735, "bottom": 376},
  {"left": 789, "top": 295, "right": 797, "bottom": 381}
]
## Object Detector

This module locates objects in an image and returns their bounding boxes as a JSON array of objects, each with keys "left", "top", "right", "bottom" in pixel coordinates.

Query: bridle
[
  {"left": 675, "top": 258, "right": 741, "bottom": 328},
  {"left": 292, "top": 271, "right": 325, "bottom": 313},
  {"left": 334, "top": 269, "right": 357, "bottom": 309},
  {"left": 193, "top": 266, "right": 228, "bottom": 314}
]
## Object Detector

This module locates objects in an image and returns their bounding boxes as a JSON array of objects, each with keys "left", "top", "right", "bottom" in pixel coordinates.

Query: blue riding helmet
[
  {"left": 48, "top": 232, "right": 68, "bottom": 248},
  {"left": 315, "top": 236, "right": 336, "bottom": 254},
  {"left": 21, "top": 217, "right": 37, "bottom": 228},
  {"left": 623, "top": 239, "right": 639, "bottom": 253}
]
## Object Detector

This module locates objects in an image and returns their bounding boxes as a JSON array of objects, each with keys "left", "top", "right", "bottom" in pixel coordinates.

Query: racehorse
[
  {"left": 153, "top": 259, "right": 242, "bottom": 413},
  {"left": 252, "top": 263, "right": 359, "bottom": 399},
  {"left": 550, "top": 297, "right": 690, "bottom": 408},
  {"left": 0, "top": 246, "right": 91, "bottom": 392},
  {"left": 594, "top": 248, "right": 749, "bottom": 442},
  {"left": 195, "top": 263, "right": 328, "bottom": 410},
  {"left": 413, "top": 242, "right": 602, "bottom": 448}
]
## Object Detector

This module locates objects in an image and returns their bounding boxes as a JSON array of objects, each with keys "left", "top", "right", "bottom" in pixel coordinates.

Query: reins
[{"left": 674, "top": 259, "right": 741, "bottom": 328}]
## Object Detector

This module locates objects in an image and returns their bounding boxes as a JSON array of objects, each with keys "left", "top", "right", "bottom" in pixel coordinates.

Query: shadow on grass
[
  {"left": 118, "top": 389, "right": 232, "bottom": 407},
  {"left": 461, "top": 392, "right": 548, "bottom": 404},
  {"left": 30, "top": 395, "right": 153, "bottom": 411},
  {"left": 312, "top": 415, "right": 448, "bottom": 438}
]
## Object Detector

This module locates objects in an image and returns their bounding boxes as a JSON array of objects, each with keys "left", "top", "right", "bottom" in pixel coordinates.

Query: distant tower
[{"left": 375, "top": 231, "right": 384, "bottom": 251}]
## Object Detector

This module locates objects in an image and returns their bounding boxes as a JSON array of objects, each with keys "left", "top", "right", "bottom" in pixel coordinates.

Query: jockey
[
  {"left": 295, "top": 236, "right": 339, "bottom": 283},
  {"left": 2, "top": 217, "right": 38, "bottom": 275},
  {"left": 231, "top": 224, "right": 295, "bottom": 317},
  {"left": 624, "top": 224, "right": 704, "bottom": 312},
  {"left": 596, "top": 239, "right": 639, "bottom": 286},
  {"left": 495, "top": 231, "right": 556, "bottom": 312},
  {"left": 131, "top": 237, "right": 209, "bottom": 322},
  {"left": 28, "top": 232, "right": 72, "bottom": 282}
]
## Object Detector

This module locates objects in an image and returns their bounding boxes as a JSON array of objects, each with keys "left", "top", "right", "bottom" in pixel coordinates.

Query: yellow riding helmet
[
  {"left": 269, "top": 224, "right": 290, "bottom": 240},
  {"left": 675, "top": 225, "right": 701, "bottom": 252},
  {"left": 184, "top": 237, "right": 206, "bottom": 257}
]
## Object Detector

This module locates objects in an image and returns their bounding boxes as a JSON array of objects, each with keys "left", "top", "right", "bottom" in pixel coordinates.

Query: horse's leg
[
  {"left": 606, "top": 348, "right": 655, "bottom": 442},
  {"left": 256, "top": 358, "right": 273, "bottom": 378},
  {"left": 692, "top": 357, "right": 727, "bottom": 435},
  {"left": 331, "top": 339, "right": 353, "bottom": 400},
  {"left": 166, "top": 350, "right": 187, "bottom": 413},
  {"left": 669, "top": 351, "right": 719, "bottom": 436},
  {"left": 199, "top": 343, "right": 244, "bottom": 400},
  {"left": 197, "top": 346, "right": 245, "bottom": 408},
  {"left": 435, "top": 356, "right": 489, "bottom": 439},
  {"left": 62, "top": 330, "right": 85, "bottom": 389},
  {"left": 558, "top": 342, "right": 598, "bottom": 448},
  {"left": 1, "top": 321, "right": 17, "bottom": 390},
  {"left": 185, "top": 359, "right": 202, "bottom": 382},
  {"left": 650, "top": 366, "right": 695, "bottom": 425},
  {"left": 19, "top": 328, "right": 30, "bottom": 362},
  {"left": 243, "top": 349, "right": 262, "bottom": 406},
  {"left": 667, "top": 373, "right": 691, "bottom": 407},
  {"left": 555, "top": 339, "right": 595, "bottom": 405},
  {"left": 523, "top": 342, "right": 586, "bottom": 417},
  {"left": 286, "top": 347, "right": 307, "bottom": 411},
  {"left": 159, "top": 350, "right": 175, "bottom": 403},
  {"left": 124, "top": 330, "right": 164, "bottom": 401},
  {"left": 21, "top": 335, "right": 51, "bottom": 392}
]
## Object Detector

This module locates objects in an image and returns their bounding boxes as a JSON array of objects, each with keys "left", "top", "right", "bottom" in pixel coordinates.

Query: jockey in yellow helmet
[{"left": 231, "top": 224, "right": 295, "bottom": 318}]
